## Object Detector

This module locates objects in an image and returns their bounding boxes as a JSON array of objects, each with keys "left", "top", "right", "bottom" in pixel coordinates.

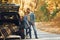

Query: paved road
[{"left": 31, "top": 27, "right": 60, "bottom": 40}]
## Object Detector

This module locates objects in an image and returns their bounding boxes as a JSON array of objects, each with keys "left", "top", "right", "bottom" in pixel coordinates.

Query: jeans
[
  {"left": 26, "top": 27, "right": 31, "bottom": 38},
  {"left": 24, "top": 23, "right": 32, "bottom": 38},
  {"left": 30, "top": 22, "right": 38, "bottom": 38}
]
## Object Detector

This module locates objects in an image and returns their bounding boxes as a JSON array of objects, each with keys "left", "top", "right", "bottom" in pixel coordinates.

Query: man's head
[{"left": 26, "top": 8, "right": 30, "bottom": 14}]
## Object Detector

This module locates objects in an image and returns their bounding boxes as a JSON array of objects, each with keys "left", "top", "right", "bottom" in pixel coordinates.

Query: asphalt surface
[{"left": 31, "top": 26, "right": 60, "bottom": 40}]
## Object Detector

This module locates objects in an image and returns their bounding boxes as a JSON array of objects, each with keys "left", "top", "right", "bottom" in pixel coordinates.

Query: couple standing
[{"left": 24, "top": 8, "right": 38, "bottom": 39}]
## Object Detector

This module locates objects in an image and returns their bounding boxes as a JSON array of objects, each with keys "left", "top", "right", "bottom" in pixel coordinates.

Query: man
[{"left": 26, "top": 8, "right": 38, "bottom": 39}]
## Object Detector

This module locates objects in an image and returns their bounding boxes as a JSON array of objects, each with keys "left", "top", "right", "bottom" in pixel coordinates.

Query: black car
[{"left": 0, "top": 4, "right": 25, "bottom": 39}]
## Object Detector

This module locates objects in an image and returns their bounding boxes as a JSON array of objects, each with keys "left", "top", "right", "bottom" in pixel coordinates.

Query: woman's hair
[{"left": 27, "top": 8, "right": 30, "bottom": 11}]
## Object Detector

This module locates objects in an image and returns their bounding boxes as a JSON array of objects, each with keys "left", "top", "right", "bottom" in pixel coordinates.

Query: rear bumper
[{"left": 0, "top": 35, "right": 21, "bottom": 40}]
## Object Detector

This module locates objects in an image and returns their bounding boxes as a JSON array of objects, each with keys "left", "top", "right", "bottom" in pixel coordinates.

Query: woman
[{"left": 24, "top": 12, "right": 31, "bottom": 39}]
